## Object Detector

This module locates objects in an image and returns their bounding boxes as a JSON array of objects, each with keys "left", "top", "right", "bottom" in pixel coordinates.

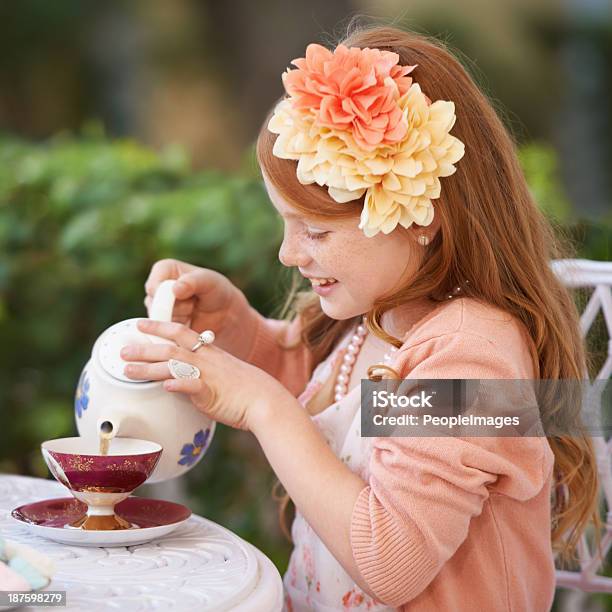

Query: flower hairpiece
[{"left": 268, "top": 43, "right": 465, "bottom": 237}]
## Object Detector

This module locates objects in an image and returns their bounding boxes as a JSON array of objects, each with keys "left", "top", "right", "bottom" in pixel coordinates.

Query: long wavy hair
[{"left": 256, "top": 24, "right": 601, "bottom": 568}]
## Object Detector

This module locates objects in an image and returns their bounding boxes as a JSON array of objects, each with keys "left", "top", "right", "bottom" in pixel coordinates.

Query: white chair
[{"left": 551, "top": 258, "right": 612, "bottom": 593}]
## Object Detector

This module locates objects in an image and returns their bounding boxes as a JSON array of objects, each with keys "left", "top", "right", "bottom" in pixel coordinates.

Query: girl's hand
[
  {"left": 144, "top": 258, "right": 257, "bottom": 361},
  {"left": 120, "top": 318, "right": 294, "bottom": 431}
]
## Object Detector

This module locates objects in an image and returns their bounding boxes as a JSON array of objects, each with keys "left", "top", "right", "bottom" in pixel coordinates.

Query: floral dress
[{"left": 283, "top": 327, "right": 396, "bottom": 612}]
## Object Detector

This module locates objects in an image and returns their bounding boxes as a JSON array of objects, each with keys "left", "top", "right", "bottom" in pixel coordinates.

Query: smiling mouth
[{"left": 310, "top": 278, "right": 338, "bottom": 287}]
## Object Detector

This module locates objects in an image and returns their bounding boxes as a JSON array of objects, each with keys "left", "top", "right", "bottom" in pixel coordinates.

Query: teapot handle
[{"left": 149, "top": 279, "right": 176, "bottom": 322}]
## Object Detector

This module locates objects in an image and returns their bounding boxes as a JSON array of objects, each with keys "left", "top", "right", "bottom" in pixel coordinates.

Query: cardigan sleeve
[
  {"left": 349, "top": 331, "right": 553, "bottom": 607},
  {"left": 243, "top": 308, "right": 313, "bottom": 397}
]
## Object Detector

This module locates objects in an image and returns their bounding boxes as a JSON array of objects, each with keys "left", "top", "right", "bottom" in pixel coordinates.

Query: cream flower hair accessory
[{"left": 268, "top": 43, "right": 466, "bottom": 237}]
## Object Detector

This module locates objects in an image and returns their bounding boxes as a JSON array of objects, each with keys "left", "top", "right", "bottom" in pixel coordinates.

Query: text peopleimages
[{"left": 372, "top": 413, "right": 521, "bottom": 429}]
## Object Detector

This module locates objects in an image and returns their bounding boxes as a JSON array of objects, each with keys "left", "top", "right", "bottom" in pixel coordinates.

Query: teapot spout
[{"left": 96, "top": 416, "right": 122, "bottom": 441}]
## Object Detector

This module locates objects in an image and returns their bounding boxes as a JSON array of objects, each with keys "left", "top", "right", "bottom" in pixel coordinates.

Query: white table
[{"left": 0, "top": 475, "right": 283, "bottom": 611}]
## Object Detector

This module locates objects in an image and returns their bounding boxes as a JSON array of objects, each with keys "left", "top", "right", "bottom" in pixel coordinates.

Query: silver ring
[
  {"left": 191, "top": 330, "right": 215, "bottom": 352},
  {"left": 168, "top": 359, "right": 201, "bottom": 380}
]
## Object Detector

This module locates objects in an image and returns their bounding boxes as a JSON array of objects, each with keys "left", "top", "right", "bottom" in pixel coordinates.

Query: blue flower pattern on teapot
[
  {"left": 74, "top": 370, "right": 90, "bottom": 419},
  {"left": 178, "top": 429, "right": 211, "bottom": 467}
]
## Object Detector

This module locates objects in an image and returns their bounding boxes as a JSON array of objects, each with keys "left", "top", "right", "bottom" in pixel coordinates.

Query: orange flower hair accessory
[{"left": 268, "top": 43, "right": 465, "bottom": 237}]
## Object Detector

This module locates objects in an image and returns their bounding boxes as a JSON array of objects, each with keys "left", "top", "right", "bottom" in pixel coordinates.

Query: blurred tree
[{"left": 198, "top": 0, "right": 354, "bottom": 135}]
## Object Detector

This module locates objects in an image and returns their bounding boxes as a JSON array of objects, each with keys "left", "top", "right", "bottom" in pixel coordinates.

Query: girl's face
[{"left": 263, "top": 174, "right": 434, "bottom": 320}]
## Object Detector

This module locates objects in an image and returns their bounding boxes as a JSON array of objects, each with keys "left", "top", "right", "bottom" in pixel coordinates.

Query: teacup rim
[{"left": 41, "top": 436, "right": 163, "bottom": 457}]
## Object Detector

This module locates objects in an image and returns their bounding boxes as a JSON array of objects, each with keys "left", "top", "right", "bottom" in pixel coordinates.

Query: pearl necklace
[
  {"left": 333, "top": 316, "right": 398, "bottom": 402},
  {"left": 333, "top": 283, "right": 467, "bottom": 402}
]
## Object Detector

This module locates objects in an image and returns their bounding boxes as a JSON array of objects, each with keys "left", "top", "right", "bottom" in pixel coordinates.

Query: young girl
[{"left": 122, "top": 26, "right": 599, "bottom": 611}]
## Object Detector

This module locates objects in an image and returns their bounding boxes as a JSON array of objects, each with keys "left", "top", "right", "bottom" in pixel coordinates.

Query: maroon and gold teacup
[{"left": 41, "top": 437, "right": 162, "bottom": 531}]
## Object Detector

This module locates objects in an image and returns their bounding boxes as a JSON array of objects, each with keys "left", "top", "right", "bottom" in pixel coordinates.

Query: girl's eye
[{"left": 305, "top": 229, "right": 330, "bottom": 241}]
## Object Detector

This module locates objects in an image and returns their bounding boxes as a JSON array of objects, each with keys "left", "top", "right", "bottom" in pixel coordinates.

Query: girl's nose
[{"left": 278, "top": 235, "right": 310, "bottom": 268}]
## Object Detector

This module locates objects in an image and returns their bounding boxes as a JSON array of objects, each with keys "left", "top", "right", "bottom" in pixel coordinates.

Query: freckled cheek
[
  {"left": 323, "top": 250, "right": 363, "bottom": 288},
  {"left": 301, "top": 241, "right": 335, "bottom": 273},
  {"left": 341, "top": 253, "right": 391, "bottom": 298}
]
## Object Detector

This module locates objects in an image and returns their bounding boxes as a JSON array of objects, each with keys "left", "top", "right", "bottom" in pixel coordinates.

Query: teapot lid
[{"left": 94, "top": 318, "right": 156, "bottom": 384}]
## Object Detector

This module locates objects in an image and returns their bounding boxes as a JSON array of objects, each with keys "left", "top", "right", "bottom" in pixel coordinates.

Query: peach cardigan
[{"left": 245, "top": 298, "right": 556, "bottom": 611}]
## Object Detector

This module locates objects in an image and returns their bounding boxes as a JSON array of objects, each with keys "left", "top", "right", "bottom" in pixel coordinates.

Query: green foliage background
[{"left": 0, "top": 128, "right": 609, "bottom": 572}]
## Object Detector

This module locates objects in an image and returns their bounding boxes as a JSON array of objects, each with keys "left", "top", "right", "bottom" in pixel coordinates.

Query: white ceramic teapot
[{"left": 74, "top": 280, "right": 215, "bottom": 483}]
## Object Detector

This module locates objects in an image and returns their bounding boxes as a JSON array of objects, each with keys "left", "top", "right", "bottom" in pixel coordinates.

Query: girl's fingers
[
  {"left": 121, "top": 342, "right": 206, "bottom": 366},
  {"left": 163, "top": 378, "right": 203, "bottom": 394},
  {"left": 175, "top": 297, "right": 196, "bottom": 316},
  {"left": 172, "top": 269, "right": 219, "bottom": 301},
  {"left": 124, "top": 361, "right": 177, "bottom": 381},
  {"left": 172, "top": 315, "right": 192, "bottom": 325},
  {"left": 136, "top": 319, "right": 199, "bottom": 349},
  {"left": 121, "top": 343, "right": 179, "bottom": 363},
  {"left": 123, "top": 352, "right": 213, "bottom": 388},
  {"left": 144, "top": 296, "right": 194, "bottom": 318},
  {"left": 164, "top": 378, "right": 216, "bottom": 413},
  {"left": 144, "top": 259, "right": 193, "bottom": 297}
]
